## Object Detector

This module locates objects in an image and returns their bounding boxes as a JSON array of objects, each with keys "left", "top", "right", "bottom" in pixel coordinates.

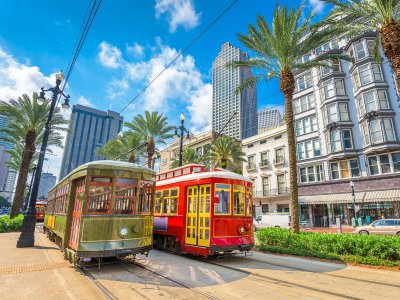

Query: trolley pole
[{"left": 17, "top": 71, "right": 70, "bottom": 248}]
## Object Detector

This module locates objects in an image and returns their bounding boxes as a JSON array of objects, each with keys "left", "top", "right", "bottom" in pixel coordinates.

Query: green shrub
[
  {"left": 256, "top": 228, "right": 400, "bottom": 267},
  {"left": 0, "top": 214, "right": 24, "bottom": 233}
]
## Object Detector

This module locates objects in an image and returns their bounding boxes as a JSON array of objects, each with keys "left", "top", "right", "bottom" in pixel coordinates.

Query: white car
[{"left": 253, "top": 213, "right": 291, "bottom": 231}]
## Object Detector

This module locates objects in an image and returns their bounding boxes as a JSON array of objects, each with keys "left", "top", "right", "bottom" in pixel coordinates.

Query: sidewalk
[
  {"left": 301, "top": 226, "right": 355, "bottom": 234},
  {"left": 0, "top": 228, "right": 104, "bottom": 300}
]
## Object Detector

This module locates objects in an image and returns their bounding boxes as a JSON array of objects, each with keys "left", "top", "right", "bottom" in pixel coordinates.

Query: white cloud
[
  {"left": 308, "top": 0, "right": 325, "bottom": 13},
  {"left": 98, "top": 41, "right": 123, "bottom": 68},
  {"left": 99, "top": 39, "right": 211, "bottom": 131},
  {"left": 155, "top": 0, "right": 201, "bottom": 33},
  {"left": 77, "top": 96, "right": 94, "bottom": 107},
  {"left": 126, "top": 42, "right": 145, "bottom": 59}
]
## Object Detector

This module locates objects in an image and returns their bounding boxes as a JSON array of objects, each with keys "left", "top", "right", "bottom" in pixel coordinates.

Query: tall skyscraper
[
  {"left": 258, "top": 107, "right": 282, "bottom": 133},
  {"left": 0, "top": 115, "right": 17, "bottom": 201},
  {"left": 38, "top": 172, "right": 57, "bottom": 199},
  {"left": 0, "top": 116, "right": 13, "bottom": 150},
  {"left": 59, "top": 105, "right": 123, "bottom": 179},
  {"left": 212, "top": 42, "right": 257, "bottom": 140}
]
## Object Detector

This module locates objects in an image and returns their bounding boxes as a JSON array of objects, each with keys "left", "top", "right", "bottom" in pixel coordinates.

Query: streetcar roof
[{"left": 156, "top": 170, "right": 252, "bottom": 187}]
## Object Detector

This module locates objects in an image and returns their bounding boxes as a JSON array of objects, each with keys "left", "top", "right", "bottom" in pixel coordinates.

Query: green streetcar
[{"left": 43, "top": 160, "right": 156, "bottom": 265}]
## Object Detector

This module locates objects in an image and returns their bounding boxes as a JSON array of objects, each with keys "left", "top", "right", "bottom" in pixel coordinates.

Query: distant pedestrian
[{"left": 381, "top": 214, "right": 385, "bottom": 219}]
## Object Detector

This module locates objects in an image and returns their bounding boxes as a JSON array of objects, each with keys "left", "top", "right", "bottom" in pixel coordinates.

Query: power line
[{"left": 119, "top": 0, "right": 240, "bottom": 114}]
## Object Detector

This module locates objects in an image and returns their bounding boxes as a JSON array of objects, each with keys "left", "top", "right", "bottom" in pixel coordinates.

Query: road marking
[{"left": 0, "top": 261, "right": 70, "bottom": 275}]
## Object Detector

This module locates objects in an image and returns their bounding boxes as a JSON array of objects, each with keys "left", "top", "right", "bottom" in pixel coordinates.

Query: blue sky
[{"left": 0, "top": 0, "right": 327, "bottom": 178}]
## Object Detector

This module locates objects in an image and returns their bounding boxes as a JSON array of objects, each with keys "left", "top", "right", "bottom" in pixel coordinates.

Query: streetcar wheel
[
  {"left": 396, "top": 232, "right": 400, "bottom": 236},
  {"left": 359, "top": 230, "right": 369, "bottom": 235},
  {"left": 175, "top": 242, "right": 183, "bottom": 256}
]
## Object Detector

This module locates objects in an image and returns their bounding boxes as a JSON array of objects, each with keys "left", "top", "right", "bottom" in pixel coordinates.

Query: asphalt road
[{"left": 85, "top": 249, "right": 400, "bottom": 300}]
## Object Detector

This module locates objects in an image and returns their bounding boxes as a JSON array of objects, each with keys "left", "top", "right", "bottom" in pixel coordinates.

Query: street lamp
[
  {"left": 174, "top": 113, "right": 190, "bottom": 167},
  {"left": 23, "top": 166, "right": 37, "bottom": 211},
  {"left": 17, "top": 70, "right": 70, "bottom": 248},
  {"left": 350, "top": 180, "right": 357, "bottom": 227}
]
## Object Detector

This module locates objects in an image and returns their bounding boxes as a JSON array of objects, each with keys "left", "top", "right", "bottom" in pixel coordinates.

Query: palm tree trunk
[
  {"left": 280, "top": 69, "right": 300, "bottom": 234},
  {"left": 10, "top": 131, "right": 36, "bottom": 218},
  {"left": 147, "top": 140, "right": 155, "bottom": 168},
  {"left": 381, "top": 22, "right": 400, "bottom": 93}
]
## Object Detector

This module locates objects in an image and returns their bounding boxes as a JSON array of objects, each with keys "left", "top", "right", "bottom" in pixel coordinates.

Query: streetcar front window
[
  {"left": 114, "top": 178, "right": 137, "bottom": 214},
  {"left": 154, "top": 191, "right": 162, "bottom": 214},
  {"left": 214, "top": 184, "right": 231, "bottom": 215},
  {"left": 138, "top": 181, "right": 153, "bottom": 214},
  {"left": 246, "top": 187, "right": 253, "bottom": 216},
  {"left": 88, "top": 177, "right": 113, "bottom": 214},
  {"left": 233, "top": 185, "right": 245, "bottom": 215}
]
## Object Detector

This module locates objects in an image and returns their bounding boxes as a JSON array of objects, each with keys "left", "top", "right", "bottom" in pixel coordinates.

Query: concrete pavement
[{"left": 0, "top": 229, "right": 104, "bottom": 300}]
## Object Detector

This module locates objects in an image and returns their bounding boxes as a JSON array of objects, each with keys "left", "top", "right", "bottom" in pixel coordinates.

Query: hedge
[
  {"left": 256, "top": 228, "right": 400, "bottom": 267},
  {"left": 0, "top": 214, "right": 24, "bottom": 233}
]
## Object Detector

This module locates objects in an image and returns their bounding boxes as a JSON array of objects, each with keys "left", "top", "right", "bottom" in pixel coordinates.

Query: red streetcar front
[{"left": 154, "top": 164, "right": 254, "bottom": 257}]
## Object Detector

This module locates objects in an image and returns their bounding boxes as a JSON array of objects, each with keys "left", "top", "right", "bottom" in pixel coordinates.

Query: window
[
  {"left": 214, "top": 183, "right": 231, "bottom": 215},
  {"left": 362, "top": 118, "right": 396, "bottom": 146},
  {"left": 327, "top": 129, "right": 353, "bottom": 153},
  {"left": 88, "top": 177, "right": 113, "bottom": 214},
  {"left": 277, "top": 175, "right": 286, "bottom": 194},
  {"left": 320, "top": 59, "right": 340, "bottom": 77},
  {"left": 321, "top": 79, "right": 345, "bottom": 101},
  {"left": 138, "top": 180, "right": 153, "bottom": 213},
  {"left": 330, "top": 159, "right": 360, "bottom": 179},
  {"left": 161, "top": 158, "right": 167, "bottom": 166},
  {"left": 299, "top": 165, "right": 324, "bottom": 183},
  {"left": 297, "top": 139, "right": 320, "bottom": 160},
  {"left": 383, "top": 119, "right": 396, "bottom": 141},
  {"left": 233, "top": 185, "right": 245, "bottom": 215},
  {"left": 293, "top": 94, "right": 315, "bottom": 114},
  {"left": 353, "top": 63, "right": 383, "bottom": 89},
  {"left": 247, "top": 155, "right": 255, "bottom": 170},
  {"left": 354, "top": 41, "right": 367, "bottom": 60},
  {"left": 261, "top": 204, "right": 269, "bottom": 213},
  {"left": 114, "top": 178, "right": 138, "bottom": 214},
  {"left": 245, "top": 187, "right": 252, "bottom": 216},
  {"left": 260, "top": 152, "right": 269, "bottom": 166},
  {"left": 275, "top": 148, "right": 284, "bottom": 163},
  {"left": 368, "top": 152, "right": 400, "bottom": 175},
  {"left": 296, "top": 72, "right": 312, "bottom": 92},
  {"left": 295, "top": 115, "right": 317, "bottom": 136},
  {"left": 155, "top": 188, "right": 179, "bottom": 215},
  {"left": 262, "top": 177, "right": 270, "bottom": 196},
  {"left": 370, "top": 119, "right": 383, "bottom": 143}
]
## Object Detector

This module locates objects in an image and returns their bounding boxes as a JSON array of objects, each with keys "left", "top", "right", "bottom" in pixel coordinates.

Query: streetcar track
[{"left": 78, "top": 265, "right": 118, "bottom": 300}]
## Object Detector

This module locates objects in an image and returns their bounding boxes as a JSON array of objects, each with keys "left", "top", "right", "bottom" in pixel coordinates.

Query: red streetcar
[
  {"left": 36, "top": 200, "right": 47, "bottom": 222},
  {"left": 154, "top": 164, "right": 254, "bottom": 257}
]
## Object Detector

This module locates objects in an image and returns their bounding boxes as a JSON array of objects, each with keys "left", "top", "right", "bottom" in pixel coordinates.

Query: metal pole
[
  {"left": 351, "top": 185, "right": 357, "bottom": 227},
  {"left": 24, "top": 167, "right": 36, "bottom": 211},
  {"left": 17, "top": 86, "right": 59, "bottom": 247},
  {"left": 179, "top": 120, "right": 184, "bottom": 167}
]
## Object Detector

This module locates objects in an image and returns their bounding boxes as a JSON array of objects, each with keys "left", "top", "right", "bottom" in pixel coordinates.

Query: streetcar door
[
  {"left": 185, "top": 185, "right": 211, "bottom": 247},
  {"left": 197, "top": 185, "right": 211, "bottom": 247},
  {"left": 185, "top": 186, "right": 198, "bottom": 245},
  {"left": 68, "top": 178, "right": 85, "bottom": 250}
]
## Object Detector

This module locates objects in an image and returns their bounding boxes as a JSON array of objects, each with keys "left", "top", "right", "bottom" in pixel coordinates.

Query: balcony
[
  {"left": 253, "top": 188, "right": 290, "bottom": 198},
  {"left": 246, "top": 164, "right": 256, "bottom": 172},
  {"left": 273, "top": 158, "right": 285, "bottom": 166},
  {"left": 259, "top": 160, "right": 270, "bottom": 169}
]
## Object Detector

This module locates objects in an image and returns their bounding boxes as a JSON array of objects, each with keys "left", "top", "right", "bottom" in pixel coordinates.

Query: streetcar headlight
[
  {"left": 119, "top": 226, "right": 129, "bottom": 238},
  {"left": 238, "top": 226, "right": 245, "bottom": 234}
]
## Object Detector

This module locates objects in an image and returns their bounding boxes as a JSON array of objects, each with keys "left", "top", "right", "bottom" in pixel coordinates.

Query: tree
[
  {"left": 170, "top": 147, "right": 199, "bottom": 168},
  {"left": 96, "top": 132, "right": 144, "bottom": 163},
  {"left": 323, "top": 0, "right": 400, "bottom": 91},
  {"left": 0, "top": 93, "right": 68, "bottom": 218},
  {"left": 208, "top": 136, "right": 246, "bottom": 171},
  {"left": 125, "top": 111, "right": 174, "bottom": 168},
  {"left": 233, "top": 4, "right": 348, "bottom": 233}
]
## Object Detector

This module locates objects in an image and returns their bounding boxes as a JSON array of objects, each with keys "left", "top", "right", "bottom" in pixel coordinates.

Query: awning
[{"left": 299, "top": 189, "right": 400, "bottom": 205}]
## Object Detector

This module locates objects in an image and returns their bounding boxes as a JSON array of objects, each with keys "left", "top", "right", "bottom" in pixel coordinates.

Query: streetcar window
[
  {"left": 138, "top": 181, "right": 153, "bottom": 214},
  {"left": 154, "top": 191, "right": 162, "bottom": 214},
  {"left": 174, "top": 170, "right": 182, "bottom": 176},
  {"left": 183, "top": 167, "right": 191, "bottom": 175},
  {"left": 92, "top": 177, "right": 112, "bottom": 183},
  {"left": 88, "top": 186, "right": 112, "bottom": 214},
  {"left": 233, "top": 185, "right": 245, "bottom": 215},
  {"left": 246, "top": 187, "right": 253, "bottom": 216},
  {"left": 167, "top": 172, "right": 173, "bottom": 178},
  {"left": 160, "top": 174, "right": 166, "bottom": 180},
  {"left": 169, "top": 188, "right": 179, "bottom": 214},
  {"left": 214, "top": 184, "right": 231, "bottom": 215},
  {"left": 115, "top": 178, "right": 137, "bottom": 214}
]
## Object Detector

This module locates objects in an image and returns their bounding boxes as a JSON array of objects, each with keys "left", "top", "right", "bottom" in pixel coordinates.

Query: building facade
[
  {"left": 158, "top": 131, "right": 217, "bottom": 173},
  {"left": 59, "top": 104, "right": 123, "bottom": 179},
  {"left": 37, "top": 172, "right": 57, "bottom": 199},
  {"left": 292, "top": 32, "right": 400, "bottom": 227},
  {"left": 242, "top": 124, "right": 290, "bottom": 217},
  {"left": 212, "top": 42, "right": 258, "bottom": 140},
  {"left": 0, "top": 115, "right": 17, "bottom": 201},
  {"left": 258, "top": 107, "right": 282, "bottom": 133}
]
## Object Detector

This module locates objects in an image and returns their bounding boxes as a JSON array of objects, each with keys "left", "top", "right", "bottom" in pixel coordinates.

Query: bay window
[
  {"left": 321, "top": 79, "right": 345, "bottom": 101},
  {"left": 326, "top": 129, "right": 353, "bottom": 153},
  {"left": 361, "top": 118, "right": 396, "bottom": 147},
  {"left": 320, "top": 59, "right": 340, "bottom": 77},
  {"left": 322, "top": 102, "right": 350, "bottom": 125},
  {"left": 330, "top": 159, "right": 360, "bottom": 180},
  {"left": 368, "top": 152, "right": 400, "bottom": 175},
  {"left": 353, "top": 63, "right": 383, "bottom": 89}
]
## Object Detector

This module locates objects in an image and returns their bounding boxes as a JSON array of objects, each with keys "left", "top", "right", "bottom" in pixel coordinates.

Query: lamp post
[
  {"left": 350, "top": 180, "right": 357, "bottom": 227},
  {"left": 174, "top": 113, "right": 189, "bottom": 167},
  {"left": 23, "top": 166, "right": 37, "bottom": 211},
  {"left": 17, "top": 71, "right": 70, "bottom": 248}
]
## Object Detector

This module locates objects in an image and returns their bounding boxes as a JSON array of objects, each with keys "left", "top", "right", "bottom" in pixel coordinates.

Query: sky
[{"left": 0, "top": 0, "right": 327, "bottom": 180}]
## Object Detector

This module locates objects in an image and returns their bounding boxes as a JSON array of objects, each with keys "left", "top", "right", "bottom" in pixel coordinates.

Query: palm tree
[
  {"left": 208, "top": 136, "right": 246, "bottom": 171},
  {"left": 170, "top": 147, "right": 199, "bottom": 168},
  {"left": 322, "top": 0, "right": 400, "bottom": 91},
  {"left": 0, "top": 93, "right": 68, "bottom": 218},
  {"left": 233, "top": 4, "right": 348, "bottom": 233},
  {"left": 125, "top": 111, "right": 174, "bottom": 168},
  {"left": 96, "top": 132, "right": 143, "bottom": 163}
]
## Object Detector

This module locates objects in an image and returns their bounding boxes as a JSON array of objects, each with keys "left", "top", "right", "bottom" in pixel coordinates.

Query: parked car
[
  {"left": 253, "top": 213, "right": 291, "bottom": 231},
  {"left": 353, "top": 219, "right": 400, "bottom": 236}
]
